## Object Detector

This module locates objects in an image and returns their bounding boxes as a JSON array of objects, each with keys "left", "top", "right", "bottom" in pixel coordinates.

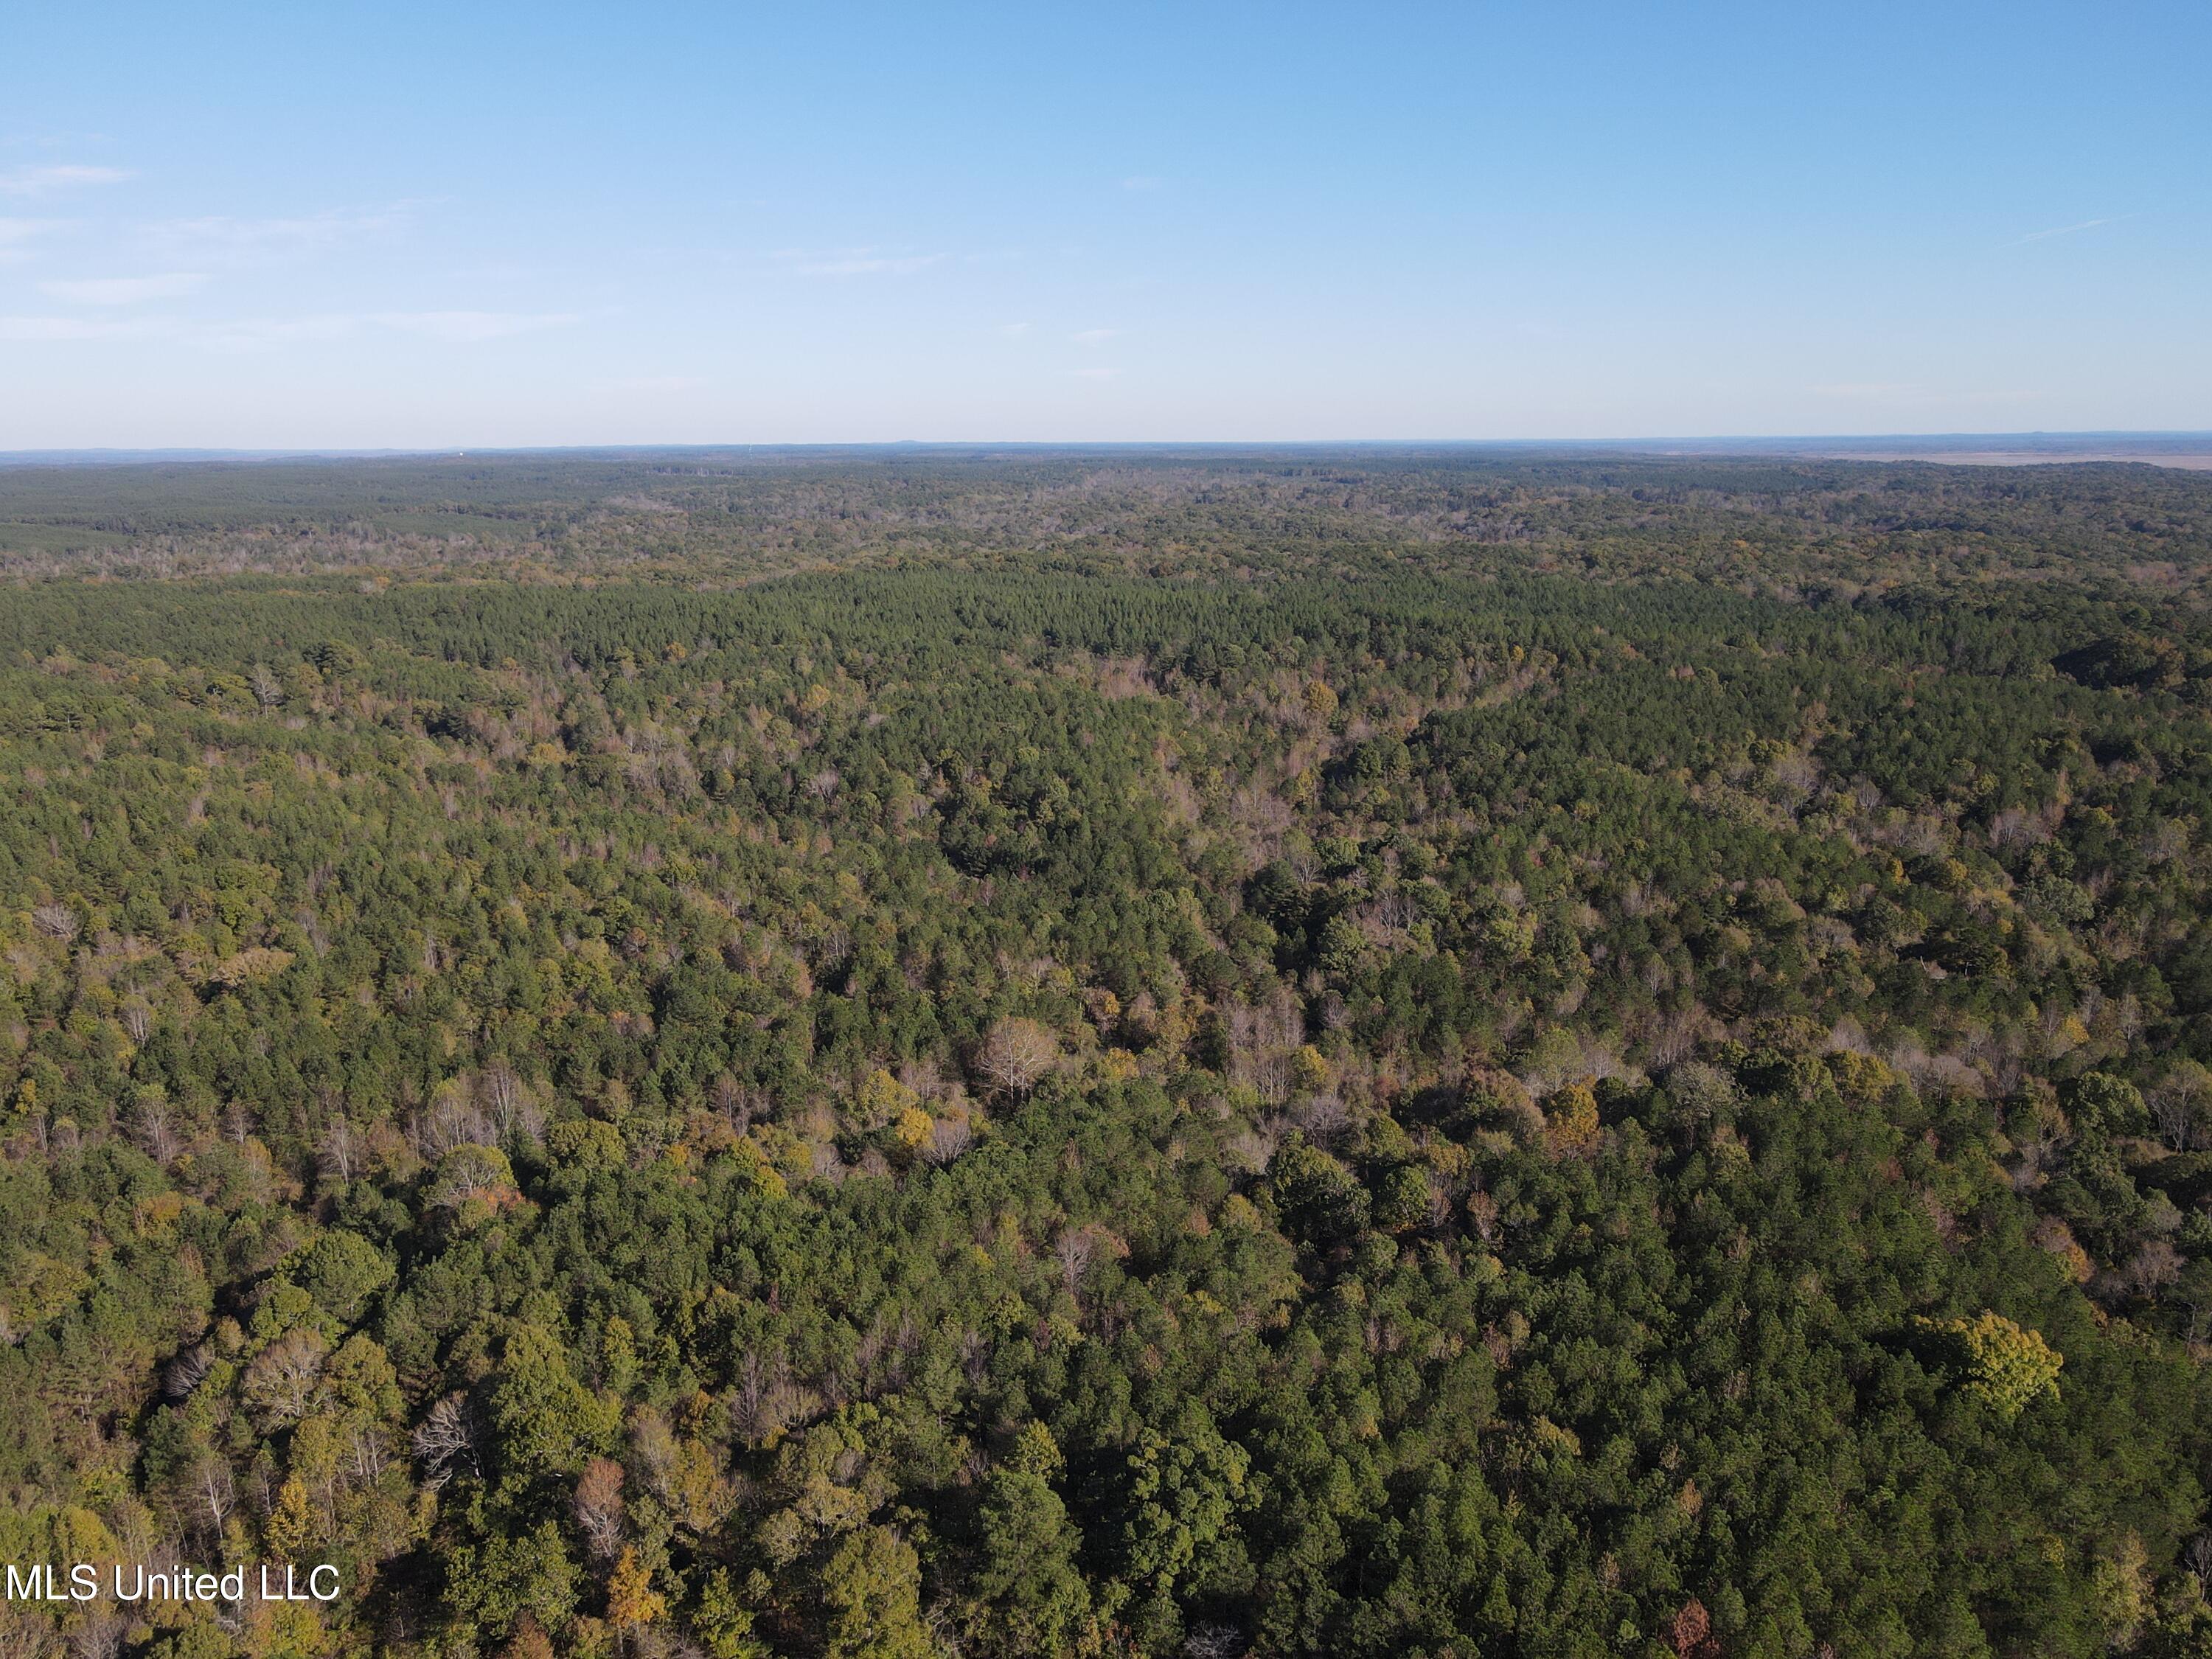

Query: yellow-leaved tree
[
  {"left": 607, "top": 1545, "right": 666, "bottom": 1630},
  {"left": 1920, "top": 1311, "right": 2063, "bottom": 1420}
]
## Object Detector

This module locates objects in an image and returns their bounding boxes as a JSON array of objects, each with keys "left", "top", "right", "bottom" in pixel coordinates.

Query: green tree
[
  {"left": 972, "top": 1427, "right": 1093, "bottom": 1655},
  {"left": 490, "top": 1324, "right": 617, "bottom": 1487},
  {"left": 821, "top": 1526, "right": 932, "bottom": 1659}
]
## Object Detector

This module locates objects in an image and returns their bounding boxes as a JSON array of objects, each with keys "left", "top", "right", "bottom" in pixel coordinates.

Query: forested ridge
[
  {"left": 1, "top": 453, "right": 2211, "bottom": 1658},
  {"left": 6, "top": 448, "right": 2212, "bottom": 599}
]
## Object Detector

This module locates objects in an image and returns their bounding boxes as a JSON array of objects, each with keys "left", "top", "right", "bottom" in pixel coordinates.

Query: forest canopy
[{"left": 0, "top": 450, "right": 2209, "bottom": 1658}]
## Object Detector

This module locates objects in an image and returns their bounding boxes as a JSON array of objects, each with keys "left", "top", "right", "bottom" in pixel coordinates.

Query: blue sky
[{"left": 4, "top": 1, "right": 2206, "bottom": 446}]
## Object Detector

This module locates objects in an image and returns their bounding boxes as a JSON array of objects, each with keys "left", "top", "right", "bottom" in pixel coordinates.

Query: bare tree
[
  {"left": 241, "top": 1329, "right": 329, "bottom": 1428},
  {"left": 198, "top": 1455, "right": 236, "bottom": 1537},
  {"left": 711, "top": 1071, "right": 755, "bottom": 1133},
  {"left": 162, "top": 1343, "right": 212, "bottom": 1403},
  {"left": 2119, "top": 1239, "right": 2184, "bottom": 1300},
  {"left": 477, "top": 1061, "right": 541, "bottom": 1143},
  {"left": 573, "top": 1457, "right": 627, "bottom": 1562},
  {"left": 66, "top": 1612, "right": 128, "bottom": 1659},
  {"left": 133, "top": 1093, "right": 181, "bottom": 1166},
  {"left": 1054, "top": 1227, "right": 1097, "bottom": 1295},
  {"left": 411, "top": 1392, "right": 479, "bottom": 1490},
  {"left": 0, "top": 1610, "right": 55, "bottom": 1659},
  {"left": 731, "top": 1351, "right": 769, "bottom": 1437},
  {"left": 922, "top": 1116, "right": 973, "bottom": 1166},
  {"left": 416, "top": 1081, "right": 493, "bottom": 1158},
  {"left": 318, "top": 1115, "right": 358, "bottom": 1184},
  {"left": 349, "top": 1421, "right": 389, "bottom": 1484},
  {"left": 975, "top": 1016, "right": 1060, "bottom": 1096},
  {"left": 2185, "top": 1531, "right": 2212, "bottom": 1591},
  {"left": 2149, "top": 1065, "right": 2212, "bottom": 1152},
  {"left": 1185, "top": 1624, "right": 1249, "bottom": 1659}
]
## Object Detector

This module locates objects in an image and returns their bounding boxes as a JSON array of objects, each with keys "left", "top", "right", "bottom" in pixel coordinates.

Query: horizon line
[{"left": 4, "top": 428, "right": 2212, "bottom": 465}]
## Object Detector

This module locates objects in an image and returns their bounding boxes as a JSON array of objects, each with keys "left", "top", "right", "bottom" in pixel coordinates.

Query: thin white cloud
[
  {"left": 41, "top": 271, "right": 206, "bottom": 305},
  {"left": 0, "top": 217, "right": 61, "bottom": 264},
  {"left": 1070, "top": 327, "right": 1119, "bottom": 345},
  {"left": 805, "top": 255, "right": 940, "bottom": 276},
  {"left": 196, "top": 313, "right": 364, "bottom": 352},
  {"left": 1810, "top": 381, "right": 1921, "bottom": 400},
  {"left": 7, "top": 308, "right": 584, "bottom": 352},
  {"left": 1810, "top": 380, "right": 2041, "bottom": 408},
  {"left": 611, "top": 373, "right": 706, "bottom": 393},
  {"left": 1071, "top": 366, "right": 1119, "bottom": 380},
  {"left": 998, "top": 321, "right": 1032, "bottom": 337},
  {"left": 1120, "top": 175, "right": 1161, "bottom": 192},
  {"left": 0, "top": 164, "right": 131, "bottom": 198},
  {"left": 773, "top": 246, "right": 942, "bottom": 277},
  {"left": 0, "top": 313, "right": 170, "bottom": 341},
  {"left": 370, "top": 310, "right": 581, "bottom": 342},
  {"left": 2006, "top": 214, "right": 2136, "bottom": 248},
  {"left": 0, "top": 305, "right": 580, "bottom": 349},
  {"left": 145, "top": 203, "right": 417, "bottom": 262}
]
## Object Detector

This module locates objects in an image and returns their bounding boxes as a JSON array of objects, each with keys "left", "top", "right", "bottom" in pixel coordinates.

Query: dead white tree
[
  {"left": 975, "top": 1016, "right": 1060, "bottom": 1097},
  {"left": 198, "top": 1455, "right": 236, "bottom": 1537},
  {"left": 317, "top": 1116, "right": 358, "bottom": 1184},
  {"left": 411, "top": 1392, "right": 479, "bottom": 1490},
  {"left": 240, "top": 1329, "right": 329, "bottom": 1428}
]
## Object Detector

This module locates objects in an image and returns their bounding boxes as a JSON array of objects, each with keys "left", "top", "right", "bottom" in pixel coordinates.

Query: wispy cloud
[
  {"left": 2006, "top": 213, "right": 2136, "bottom": 247},
  {"left": 1811, "top": 380, "right": 2040, "bottom": 408},
  {"left": 1070, "top": 327, "right": 1119, "bottom": 345},
  {"left": 0, "top": 313, "right": 170, "bottom": 341},
  {"left": 0, "top": 164, "right": 131, "bottom": 198},
  {"left": 4, "top": 307, "right": 584, "bottom": 351},
  {"left": 773, "top": 246, "right": 943, "bottom": 277},
  {"left": 1071, "top": 366, "right": 1119, "bottom": 380},
  {"left": 610, "top": 373, "right": 706, "bottom": 393},
  {"left": 369, "top": 310, "right": 581, "bottom": 342},
  {"left": 145, "top": 204, "right": 417, "bottom": 262},
  {"left": 806, "top": 255, "right": 939, "bottom": 275},
  {"left": 41, "top": 271, "right": 206, "bottom": 305},
  {"left": 1120, "top": 175, "right": 1161, "bottom": 192},
  {"left": 196, "top": 313, "right": 365, "bottom": 352},
  {"left": 1810, "top": 381, "right": 1921, "bottom": 400},
  {"left": 998, "top": 321, "right": 1032, "bottom": 338},
  {"left": 0, "top": 217, "right": 62, "bottom": 264}
]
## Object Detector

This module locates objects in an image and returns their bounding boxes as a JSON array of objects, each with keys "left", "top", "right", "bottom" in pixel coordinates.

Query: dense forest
[{"left": 1, "top": 450, "right": 2210, "bottom": 1658}]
